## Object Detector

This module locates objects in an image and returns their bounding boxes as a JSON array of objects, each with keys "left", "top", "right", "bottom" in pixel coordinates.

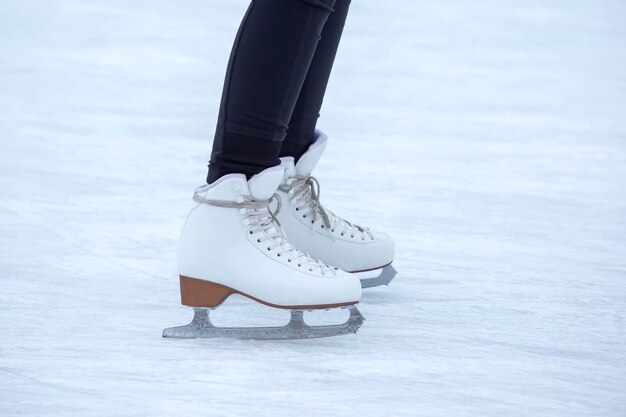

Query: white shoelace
[
  {"left": 279, "top": 175, "right": 374, "bottom": 241},
  {"left": 193, "top": 192, "right": 336, "bottom": 275}
]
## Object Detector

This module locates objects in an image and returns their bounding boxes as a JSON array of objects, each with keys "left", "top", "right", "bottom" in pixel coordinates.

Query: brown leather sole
[{"left": 179, "top": 275, "right": 358, "bottom": 310}]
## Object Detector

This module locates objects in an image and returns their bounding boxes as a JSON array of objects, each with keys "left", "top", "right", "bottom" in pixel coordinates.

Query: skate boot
[
  {"left": 162, "top": 165, "right": 364, "bottom": 340},
  {"left": 277, "top": 130, "right": 396, "bottom": 288}
]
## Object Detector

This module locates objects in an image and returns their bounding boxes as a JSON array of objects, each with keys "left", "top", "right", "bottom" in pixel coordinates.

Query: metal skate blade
[
  {"left": 358, "top": 265, "right": 397, "bottom": 288},
  {"left": 162, "top": 306, "right": 365, "bottom": 340}
]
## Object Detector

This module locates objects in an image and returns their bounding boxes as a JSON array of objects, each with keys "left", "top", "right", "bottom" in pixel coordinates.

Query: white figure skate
[
  {"left": 163, "top": 165, "right": 364, "bottom": 340},
  {"left": 277, "top": 130, "right": 397, "bottom": 288}
]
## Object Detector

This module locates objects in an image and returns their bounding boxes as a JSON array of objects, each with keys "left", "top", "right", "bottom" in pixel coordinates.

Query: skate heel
[{"left": 179, "top": 275, "right": 235, "bottom": 308}]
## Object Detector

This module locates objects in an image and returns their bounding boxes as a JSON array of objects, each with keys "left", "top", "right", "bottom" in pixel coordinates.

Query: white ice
[{"left": 1, "top": 0, "right": 625, "bottom": 416}]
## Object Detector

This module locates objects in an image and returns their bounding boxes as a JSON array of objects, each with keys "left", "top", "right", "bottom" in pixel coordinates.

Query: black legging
[{"left": 207, "top": 0, "right": 351, "bottom": 183}]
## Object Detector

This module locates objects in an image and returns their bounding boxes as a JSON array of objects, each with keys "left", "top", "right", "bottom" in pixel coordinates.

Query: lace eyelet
[
  {"left": 257, "top": 239, "right": 260, "bottom": 243},
  {"left": 249, "top": 231, "right": 253, "bottom": 235},
  {"left": 298, "top": 264, "right": 301, "bottom": 267},
  {"left": 311, "top": 221, "right": 314, "bottom": 224},
  {"left": 266, "top": 247, "right": 270, "bottom": 251},
  {"left": 303, "top": 215, "right": 306, "bottom": 218},
  {"left": 351, "top": 235, "right": 354, "bottom": 238},
  {"left": 308, "top": 268, "right": 312, "bottom": 272},
  {"left": 341, "top": 233, "right": 344, "bottom": 236},
  {"left": 295, "top": 208, "right": 299, "bottom": 211},
  {"left": 321, "top": 225, "right": 324, "bottom": 228},
  {"left": 277, "top": 253, "right": 281, "bottom": 257},
  {"left": 288, "top": 259, "right": 292, "bottom": 262}
]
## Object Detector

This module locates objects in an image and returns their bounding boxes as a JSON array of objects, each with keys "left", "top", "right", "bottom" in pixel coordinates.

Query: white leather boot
[
  {"left": 163, "top": 165, "right": 364, "bottom": 340},
  {"left": 277, "top": 130, "right": 396, "bottom": 288}
]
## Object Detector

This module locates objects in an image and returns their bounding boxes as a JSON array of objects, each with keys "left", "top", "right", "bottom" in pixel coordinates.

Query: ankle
[{"left": 207, "top": 131, "right": 282, "bottom": 183}]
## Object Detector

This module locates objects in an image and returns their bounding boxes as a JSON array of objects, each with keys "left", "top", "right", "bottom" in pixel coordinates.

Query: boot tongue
[
  {"left": 247, "top": 165, "right": 284, "bottom": 200},
  {"left": 295, "top": 130, "right": 328, "bottom": 176}
]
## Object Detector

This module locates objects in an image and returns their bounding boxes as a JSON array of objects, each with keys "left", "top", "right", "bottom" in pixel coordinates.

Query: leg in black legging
[
  {"left": 280, "top": 0, "right": 351, "bottom": 161},
  {"left": 207, "top": 0, "right": 337, "bottom": 183}
]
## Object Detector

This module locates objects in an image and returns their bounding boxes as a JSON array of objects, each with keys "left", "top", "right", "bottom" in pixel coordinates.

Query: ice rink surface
[{"left": 1, "top": 0, "right": 625, "bottom": 416}]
